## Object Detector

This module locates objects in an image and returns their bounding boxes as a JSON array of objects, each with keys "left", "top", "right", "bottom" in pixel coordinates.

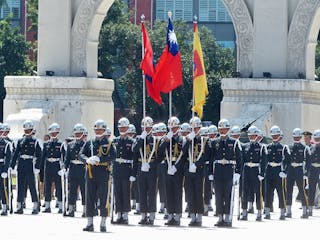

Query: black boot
[{"left": 83, "top": 225, "right": 94, "bottom": 232}]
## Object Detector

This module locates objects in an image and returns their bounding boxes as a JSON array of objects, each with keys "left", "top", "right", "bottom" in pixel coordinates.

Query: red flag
[
  {"left": 153, "top": 18, "right": 182, "bottom": 94},
  {"left": 140, "top": 22, "right": 162, "bottom": 105}
]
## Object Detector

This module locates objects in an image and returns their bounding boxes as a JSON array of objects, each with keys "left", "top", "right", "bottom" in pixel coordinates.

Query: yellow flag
[{"left": 192, "top": 22, "right": 208, "bottom": 118}]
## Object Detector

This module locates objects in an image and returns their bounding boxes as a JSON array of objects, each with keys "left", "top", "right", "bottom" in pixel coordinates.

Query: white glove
[
  {"left": 33, "top": 168, "right": 40, "bottom": 175},
  {"left": 166, "top": 131, "right": 173, "bottom": 140},
  {"left": 141, "top": 162, "right": 150, "bottom": 172},
  {"left": 141, "top": 131, "right": 148, "bottom": 140},
  {"left": 279, "top": 172, "right": 287, "bottom": 179},
  {"left": 187, "top": 132, "right": 195, "bottom": 141},
  {"left": 1, "top": 172, "right": 8, "bottom": 179},
  {"left": 9, "top": 167, "right": 17, "bottom": 175},
  {"left": 65, "top": 169, "right": 69, "bottom": 178},
  {"left": 189, "top": 163, "right": 197, "bottom": 173},
  {"left": 258, "top": 175, "right": 264, "bottom": 181},
  {"left": 319, "top": 174, "right": 320, "bottom": 180},
  {"left": 87, "top": 156, "right": 100, "bottom": 165},
  {"left": 58, "top": 169, "right": 66, "bottom": 176},
  {"left": 208, "top": 175, "right": 214, "bottom": 181},
  {"left": 303, "top": 175, "right": 308, "bottom": 181},
  {"left": 233, "top": 173, "right": 241, "bottom": 185},
  {"left": 167, "top": 165, "right": 177, "bottom": 175},
  {"left": 129, "top": 176, "right": 136, "bottom": 182}
]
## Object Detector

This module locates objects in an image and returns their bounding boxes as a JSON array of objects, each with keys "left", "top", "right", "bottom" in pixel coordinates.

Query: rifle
[{"left": 240, "top": 107, "right": 272, "bottom": 132}]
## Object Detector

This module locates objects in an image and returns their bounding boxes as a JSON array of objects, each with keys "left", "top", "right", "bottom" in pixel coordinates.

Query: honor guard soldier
[
  {"left": 133, "top": 117, "right": 161, "bottom": 225},
  {"left": 64, "top": 123, "right": 86, "bottom": 217},
  {"left": 10, "top": 120, "right": 42, "bottom": 214},
  {"left": 307, "top": 129, "right": 320, "bottom": 216},
  {"left": 41, "top": 123, "right": 65, "bottom": 213},
  {"left": 240, "top": 126, "right": 266, "bottom": 221},
  {"left": 112, "top": 117, "right": 135, "bottom": 225},
  {"left": 211, "top": 119, "right": 242, "bottom": 227},
  {"left": 185, "top": 117, "right": 208, "bottom": 227},
  {"left": 264, "top": 125, "right": 290, "bottom": 220},
  {"left": 80, "top": 119, "right": 116, "bottom": 232},
  {"left": 162, "top": 117, "right": 188, "bottom": 226},
  {"left": 230, "top": 125, "right": 241, "bottom": 140},
  {"left": 0, "top": 123, "right": 12, "bottom": 215},
  {"left": 128, "top": 124, "right": 138, "bottom": 210},
  {"left": 286, "top": 128, "right": 309, "bottom": 218}
]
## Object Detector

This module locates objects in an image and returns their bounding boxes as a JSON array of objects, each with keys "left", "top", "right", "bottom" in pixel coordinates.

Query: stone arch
[
  {"left": 288, "top": 0, "right": 320, "bottom": 80},
  {"left": 71, "top": 0, "right": 114, "bottom": 77},
  {"left": 221, "top": 0, "right": 254, "bottom": 77}
]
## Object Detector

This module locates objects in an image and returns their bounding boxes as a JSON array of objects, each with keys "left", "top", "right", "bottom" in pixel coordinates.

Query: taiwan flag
[
  {"left": 153, "top": 17, "right": 182, "bottom": 94},
  {"left": 140, "top": 22, "right": 162, "bottom": 105}
]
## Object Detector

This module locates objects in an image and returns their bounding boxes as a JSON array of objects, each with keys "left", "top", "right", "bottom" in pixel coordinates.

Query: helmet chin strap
[
  {"left": 294, "top": 140, "right": 300, "bottom": 143},
  {"left": 75, "top": 133, "right": 83, "bottom": 140}
]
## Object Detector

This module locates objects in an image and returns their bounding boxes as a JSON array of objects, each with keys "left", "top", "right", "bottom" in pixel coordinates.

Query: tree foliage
[
  {"left": 99, "top": 0, "right": 235, "bottom": 129},
  {"left": 316, "top": 42, "right": 320, "bottom": 78}
]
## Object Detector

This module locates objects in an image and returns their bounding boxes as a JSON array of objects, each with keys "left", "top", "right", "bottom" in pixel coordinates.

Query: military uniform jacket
[
  {"left": 307, "top": 144, "right": 320, "bottom": 179},
  {"left": 41, "top": 139, "right": 65, "bottom": 174},
  {"left": 0, "top": 138, "right": 12, "bottom": 172},
  {"left": 265, "top": 142, "right": 290, "bottom": 179},
  {"left": 185, "top": 135, "right": 209, "bottom": 177},
  {"left": 287, "top": 143, "right": 310, "bottom": 175},
  {"left": 64, "top": 139, "right": 86, "bottom": 178},
  {"left": 11, "top": 136, "right": 42, "bottom": 170},
  {"left": 113, "top": 136, "right": 134, "bottom": 179},
  {"left": 210, "top": 136, "right": 242, "bottom": 180},
  {"left": 242, "top": 141, "right": 267, "bottom": 180}
]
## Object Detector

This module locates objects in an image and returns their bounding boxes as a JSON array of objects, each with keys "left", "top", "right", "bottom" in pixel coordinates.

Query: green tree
[
  {"left": 0, "top": 18, "right": 33, "bottom": 120},
  {"left": 315, "top": 42, "right": 320, "bottom": 78}
]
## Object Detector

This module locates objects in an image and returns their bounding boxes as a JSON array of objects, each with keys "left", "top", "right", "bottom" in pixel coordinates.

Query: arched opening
[{"left": 308, "top": 7, "right": 320, "bottom": 80}]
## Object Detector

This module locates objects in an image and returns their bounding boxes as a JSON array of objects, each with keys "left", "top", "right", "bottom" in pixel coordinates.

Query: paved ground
[{"left": 1, "top": 187, "right": 320, "bottom": 240}]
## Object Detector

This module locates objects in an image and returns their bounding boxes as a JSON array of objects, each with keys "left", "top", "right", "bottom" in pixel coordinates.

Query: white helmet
[
  {"left": 292, "top": 128, "right": 302, "bottom": 138},
  {"left": 94, "top": 119, "right": 107, "bottom": 130},
  {"left": 118, "top": 117, "right": 130, "bottom": 128},
  {"left": 313, "top": 129, "right": 320, "bottom": 139},
  {"left": 128, "top": 124, "right": 136, "bottom": 134},
  {"left": 168, "top": 116, "right": 180, "bottom": 128},
  {"left": 207, "top": 125, "right": 218, "bottom": 135},
  {"left": 180, "top": 123, "right": 191, "bottom": 133},
  {"left": 48, "top": 123, "right": 60, "bottom": 134},
  {"left": 230, "top": 125, "right": 241, "bottom": 136},
  {"left": 247, "top": 125, "right": 259, "bottom": 136},
  {"left": 1, "top": 123, "right": 10, "bottom": 132},
  {"left": 189, "top": 117, "right": 202, "bottom": 128},
  {"left": 200, "top": 127, "right": 208, "bottom": 136},
  {"left": 270, "top": 125, "right": 281, "bottom": 136},
  {"left": 105, "top": 127, "right": 112, "bottom": 136},
  {"left": 218, "top": 119, "right": 230, "bottom": 129},
  {"left": 83, "top": 127, "right": 88, "bottom": 136},
  {"left": 157, "top": 122, "right": 167, "bottom": 133},
  {"left": 23, "top": 120, "right": 34, "bottom": 131},
  {"left": 73, "top": 123, "right": 85, "bottom": 134},
  {"left": 141, "top": 116, "right": 153, "bottom": 128}
]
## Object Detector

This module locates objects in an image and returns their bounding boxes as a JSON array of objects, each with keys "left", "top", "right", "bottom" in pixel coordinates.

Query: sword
[
  {"left": 109, "top": 175, "right": 114, "bottom": 223},
  {"left": 64, "top": 171, "right": 69, "bottom": 216},
  {"left": 61, "top": 171, "right": 65, "bottom": 215},
  {"left": 8, "top": 168, "right": 12, "bottom": 214},
  {"left": 229, "top": 181, "right": 236, "bottom": 224}
]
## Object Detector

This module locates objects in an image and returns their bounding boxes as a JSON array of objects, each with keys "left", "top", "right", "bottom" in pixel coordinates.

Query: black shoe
[
  {"left": 279, "top": 215, "right": 286, "bottom": 220},
  {"left": 42, "top": 208, "right": 51, "bottom": 213},
  {"left": 114, "top": 217, "right": 123, "bottom": 224},
  {"left": 14, "top": 208, "right": 23, "bottom": 214},
  {"left": 256, "top": 215, "right": 262, "bottom": 221},
  {"left": 165, "top": 218, "right": 175, "bottom": 226},
  {"left": 189, "top": 220, "right": 198, "bottom": 227},
  {"left": 122, "top": 219, "right": 128, "bottom": 225},
  {"left": 172, "top": 219, "right": 181, "bottom": 226},
  {"left": 214, "top": 220, "right": 224, "bottom": 227},
  {"left": 301, "top": 213, "right": 308, "bottom": 219},
  {"left": 68, "top": 211, "right": 75, "bottom": 217},
  {"left": 1, "top": 210, "right": 8, "bottom": 216},
  {"left": 148, "top": 219, "right": 154, "bottom": 225},
  {"left": 286, "top": 213, "right": 292, "bottom": 218},
  {"left": 32, "top": 209, "right": 39, "bottom": 215},
  {"left": 248, "top": 208, "right": 254, "bottom": 214},
  {"left": 138, "top": 217, "right": 149, "bottom": 225},
  {"left": 83, "top": 225, "right": 94, "bottom": 232},
  {"left": 240, "top": 215, "right": 248, "bottom": 221},
  {"left": 309, "top": 211, "right": 313, "bottom": 217},
  {"left": 270, "top": 206, "right": 274, "bottom": 212},
  {"left": 58, "top": 209, "right": 63, "bottom": 214},
  {"left": 265, "top": 214, "right": 271, "bottom": 220},
  {"left": 100, "top": 226, "right": 106, "bottom": 232},
  {"left": 224, "top": 221, "right": 232, "bottom": 227},
  {"left": 22, "top": 202, "right": 26, "bottom": 209}
]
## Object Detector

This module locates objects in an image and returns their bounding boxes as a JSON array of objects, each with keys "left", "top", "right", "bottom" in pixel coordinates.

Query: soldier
[
  {"left": 240, "top": 126, "right": 266, "bottom": 221},
  {"left": 264, "top": 125, "right": 290, "bottom": 220},
  {"left": 185, "top": 117, "right": 208, "bottom": 226},
  {"left": 230, "top": 125, "right": 241, "bottom": 140},
  {"left": 0, "top": 123, "right": 12, "bottom": 215},
  {"left": 162, "top": 117, "right": 188, "bottom": 226},
  {"left": 128, "top": 124, "right": 138, "bottom": 211},
  {"left": 80, "top": 119, "right": 116, "bottom": 232},
  {"left": 10, "top": 120, "right": 42, "bottom": 214},
  {"left": 105, "top": 127, "right": 112, "bottom": 140},
  {"left": 211, "top": 119, "right": 242, "bottom": 227},
  {"left": 133, "top": 117, "right": 161, "bottom": 225},
  {"left": 112, "top": 117, "right": 135, "bottom": 225},
  {"left": 64, "top": 123, "right": 86, "bottom": 217},
  {"left": 286, "top": 128, "right": 309, "bottom": 218},
  {"left": 307, "top": 129, "right": 320, "bottom": 216},
  {"left": 41, "top": 123, "right": 65, "bottom": 213}
]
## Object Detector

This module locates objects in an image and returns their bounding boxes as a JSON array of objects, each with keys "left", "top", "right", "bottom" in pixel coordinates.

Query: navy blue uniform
[
  {"left": 0, "top": 139, "right": 11, "bottom": 207},
  {"left": 307, "top": 144, "right": 320, "bottom": 208}
]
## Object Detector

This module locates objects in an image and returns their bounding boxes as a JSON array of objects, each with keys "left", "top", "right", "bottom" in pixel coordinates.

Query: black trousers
[
  {"left": 214, "top": 178, "right": 233, "bottom": 215},
  {"left": 203, "top": 164, "right": 212, "bottom": 205},
  {"left": 0, "top": 176, "right": 9, "bottom": 205},
  {"left": 265, "top": 176, "right": 286, "bottom": 209},
  {"left": 157, "top": 162, "right": 167, "bottom": 204},
  {"left": 185, "top": 174, "right": 204, "bottom": 214},
  {"left": 165, "top": 173, "right": 183, "bottom": 214},
  {"left": 114, "top": 178, "right": 131, "bottom": 213},
  {"left": 17, "top": 166, "right": 38, "bottom": 203},
  {"left": 286, "top": 168, "right": 307, "bottom": 206},
  {"left": 85, "top": 166, "right": 109, "bottom": 217},
  {"left": 242, "top": 176, "right": 263, "bottom": 210},
  {"left": 44, "top": 171, "right": 62, "bottom": 202},
  {"left": 138, "top": 169, "right": 157, "bottom": 213},
  {"left": 69, "top": 176, "right": 85, "bottom": 205}
]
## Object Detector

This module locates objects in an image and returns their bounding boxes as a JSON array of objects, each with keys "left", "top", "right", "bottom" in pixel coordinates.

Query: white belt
[
  {"left": 20, "top": 154, "right": 34, "bottom": 159},
  {"left": 311, "top": 163, "right": 320, "bottom": 168},
  {"left": 47, "top": 158, "right": 60, "bottom": 163},
  {"left": 116, "top": 158, "right": 133, "bottom": 164},
  {"left": 245, "top": 162, "right": 260, "bottom": 168},
  {"left": 215, "top": 159, "right": 236, "bottom": 165},
  {"left": 291, "top": 162, "right": 303, "bottom": 168},
  {"left": 205, "top": 161, "right": 210, "bottom": 165},
  {"left": 268, "top": 162, "right": 281, "bottom": 167},
  {"left": 0, "top": 158, "right": 4, "bottom": 163},
  {"left": 71, "top": 160, "right": 84, "bottom": 165}
]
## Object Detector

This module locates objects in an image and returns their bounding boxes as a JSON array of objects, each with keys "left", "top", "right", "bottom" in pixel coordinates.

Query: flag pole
[
  {"left": 191, "top": 16, "right": 197, "bottom": 168},
  {"left": 141, "top": 14, "right": 147, "bottom": 164},
  {"left": 168, "top": 11, "right": 173, "bottom": 167}
]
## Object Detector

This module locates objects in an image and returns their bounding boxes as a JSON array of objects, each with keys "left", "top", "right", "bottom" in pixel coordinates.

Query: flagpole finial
[
  {"left": 168, "top": 11, "right": 172, "bottom": 18},
  {"left": 141, "top": 14, "right": 145, "bottom": 21},
  {"left": 194, "top": 15, "right": 198, "bottom": 22}
]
